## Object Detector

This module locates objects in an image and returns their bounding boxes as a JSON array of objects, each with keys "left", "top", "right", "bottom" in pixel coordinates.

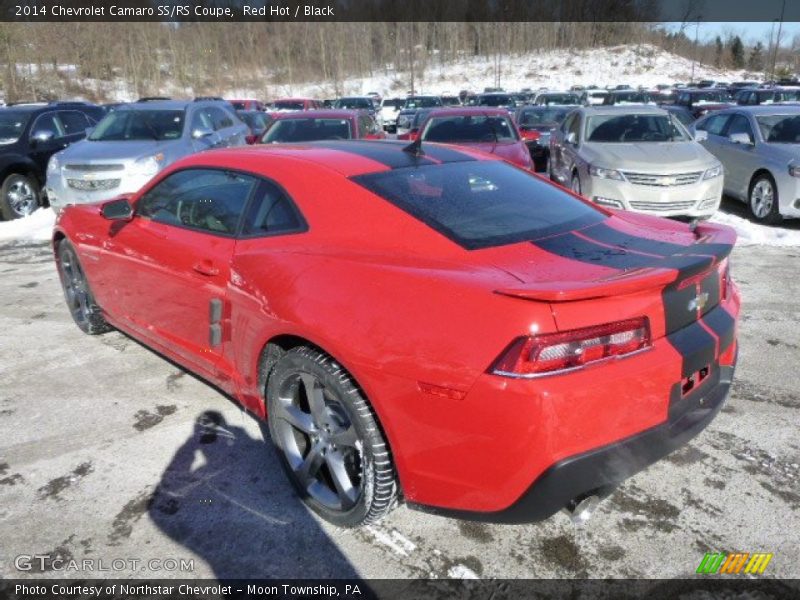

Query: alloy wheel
[
  {"left": 750, "top": 179, "right": 774, "bottom": 220},
  {"left": 59, "top": 246, "right": 92, "bottom": 327},
  {"left": 272, "top": 371, "right": 362, "bottom": 511},
  {"left": 7, "top": 179, "right": 37, "bottom": 217}
]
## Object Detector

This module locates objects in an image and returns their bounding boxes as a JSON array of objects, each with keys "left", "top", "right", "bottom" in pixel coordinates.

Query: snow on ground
[
  {"left": 1, "top": 204, "right": 797, "bottom": 248},
  {"left": 710, "top": 210, "right": 800, "bottom": 247},
  {"left": 0, "top": 208, "right": 56, "bottom": 243}
]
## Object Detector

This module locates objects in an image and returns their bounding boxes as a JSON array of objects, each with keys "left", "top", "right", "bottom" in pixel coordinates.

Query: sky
[{"left": 663, "top": 22, "right": 800, "bottom": 46}]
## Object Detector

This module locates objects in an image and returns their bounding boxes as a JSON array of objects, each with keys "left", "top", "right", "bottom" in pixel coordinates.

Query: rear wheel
[
  {"left": 749, "top": 174, "right": 782, "bottom": 225},
  {"left": 56, "top": 240, "right": 112, "bottom": 335},
  {"left": 265, "top": 346, "right": 398, "bottom": 527},
  {"left": 0, "top": 173, "right": 39, "bottom": 220}
]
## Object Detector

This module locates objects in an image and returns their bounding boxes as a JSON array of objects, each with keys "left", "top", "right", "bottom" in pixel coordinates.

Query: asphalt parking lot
[{"left": 0, "top": 219, "right": 798, "bottom": 580}]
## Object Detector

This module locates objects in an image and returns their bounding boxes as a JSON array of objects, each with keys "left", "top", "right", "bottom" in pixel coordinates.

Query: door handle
[{"left": 193, "top": 261, "right": 219, "bottom": 276}]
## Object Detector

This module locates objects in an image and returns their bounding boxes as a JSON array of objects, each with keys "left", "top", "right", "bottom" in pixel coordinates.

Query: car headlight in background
[
  {"left": 130, "top": 153, "right": 164, "bottom": 178},
  {"left": 789, "top": 164, "right": 800, "bottom": 178},
  {"left": 703, "top": 163, "right": 723, "bottom": 179},
  {"left": 589, "top": 165, "right": 624, "bottom": 181}
]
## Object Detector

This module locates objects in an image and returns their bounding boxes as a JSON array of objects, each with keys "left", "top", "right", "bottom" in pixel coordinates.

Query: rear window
[
  {"left": 422, "top": 115, "right": 518, "bottom": 142},
  {"left": 352, "top": 161, "right": 603, "bottom": 250},
  {"left": 263, "top": 118, "right": 352, "bottom": 143}
]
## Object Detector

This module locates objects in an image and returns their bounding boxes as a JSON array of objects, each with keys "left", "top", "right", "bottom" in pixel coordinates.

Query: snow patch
[
  {"left": 447, "top": 564, "right": 480, "bottom": 579},
  {"left": 710, "top": 211, "right": 800, "bottom": 247},
  {"left": 0, "top": 209, "right": 55, "bottom": 243},
  {"left": 365, "top": 526, "right": 416, "bottom": 557}
]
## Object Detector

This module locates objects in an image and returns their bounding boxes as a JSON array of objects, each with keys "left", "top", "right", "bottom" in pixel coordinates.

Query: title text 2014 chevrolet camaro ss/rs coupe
[{"left": 53, "top": 140, "right": 740, "bottom": 528}]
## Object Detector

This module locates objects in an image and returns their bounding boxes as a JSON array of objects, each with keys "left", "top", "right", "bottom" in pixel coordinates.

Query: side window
[
  {"left": 561, "top": 113, "right": 575, "bottom": 134},
  {"left": 567, "top": 113, "right": 581, "bottom": 142},
  {"left": 242, "top": 179, "right": 306, "bottom": 237},
  {"left": 57, "top": 111, "right": 92, "bottom": 136},
  {"left": 697, "top": 114, "right": 730, "bottom": 136},
  {"left": 725, "top": 114, "right": 754, "bottom": 142},
  {"left": 138, "top": 169, "right": 256, "bottom": 236},
  {"left": 30, "top": 112, "right": 63, "bottom": 140},
  {"left": 190, "top": 109, "right": 214, "bottom": 133},
  {"left": 205, "top": 107, "right": 233, "bottom": 131}
]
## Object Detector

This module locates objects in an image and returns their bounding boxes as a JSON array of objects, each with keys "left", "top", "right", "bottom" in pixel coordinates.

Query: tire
[
  {"left": 571, "top": 171, "right": 582, "bottom": 196},
  {"left": 264, "top": 346, "right": 398, "bottom": 527},
  {"left": 56, "top": 240, "right": 112, "bottom": 335},
  {"left": 0, "top": 173, "right": 40, "bottom": 220},
  {"left": 748, "top": 173, "right": 782, "bottom": 225}
]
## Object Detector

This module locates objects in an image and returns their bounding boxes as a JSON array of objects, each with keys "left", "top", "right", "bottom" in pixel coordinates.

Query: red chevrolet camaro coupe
[{"left": 53, "top": 140, "right": 740, "bottom": 528}]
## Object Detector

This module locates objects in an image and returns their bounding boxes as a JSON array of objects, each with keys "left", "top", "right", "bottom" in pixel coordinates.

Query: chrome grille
[
  {"left": 622, "top": 171, "right": 703, "bottom": 187},
  {"left": 629, "top": 200, "right": 696, "bottom": 212},
  {"left": 67, "top": 178, "right": 121, "bottom": 191},
  {"left": 64, "top": 163, "right": 125, "bottom": 172}
]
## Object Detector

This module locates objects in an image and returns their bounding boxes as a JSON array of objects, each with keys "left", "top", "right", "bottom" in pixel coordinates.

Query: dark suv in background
[{"left": 0, "top": 101, "right": 104, "bottom": 219}]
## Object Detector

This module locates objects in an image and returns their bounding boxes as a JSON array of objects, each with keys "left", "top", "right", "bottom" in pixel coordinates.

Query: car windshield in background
[
  {"left": 774, "top": 90, "right": 800, "bottom": 103},
  {"left": 88, "top": 110, "right": 184, "bottom": 141},
  {"left": 612, "top": 92, "right": 652, "bottom": 104},
  {"left": 411, "top": 110, "right": 433, "bottom": 127},
  {"left": 422, "top": 115, "right": 518, "bottom": 142},
  {"left": 383, "top": 99, "right": 404, "bottom": 108},
  {"left": 334, "top": 98, "right": 373, "bottom": 110},
  {"left": 755, "top": 115, "right": 800, "bottom": 143},
  {"left": 238, "top": 112, "right": 272, "bottom": 130},
  {"left": 274, "top": 101, "right": 305, "bottom": 111},
  {"left": 586, "top": 114, "right": 689, "bottom": 143},
  {"left": 693, "top": 91, "right": 732, "bottom": 104},
  {"left": 479, "top": 95, "right": 512, "bottom": 107},
  {"left": 540, "top": 94, "right": 580, "bottom": 105},
  {"left": 404, "top": 97, "right": 442, "bottom": 109},
  {"left": 352, "top": 161, "right": 603, "bottom": 250},
  {"left": 518, "top": 108, "right": 570, "bottom": 126},
  {"left": 0, "top": 112, "right": 30, "bottom": 144},
  {"left": 263, "top": 118, "right": 352, "bottom": 142}
]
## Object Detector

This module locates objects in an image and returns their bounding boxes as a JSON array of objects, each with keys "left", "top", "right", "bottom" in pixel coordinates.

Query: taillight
[
  {"left": 719, "top": 258, "right": 731, "bottom": 301},
  {"left": 491, "top": 317, "right": 651, "bottom": 377}
]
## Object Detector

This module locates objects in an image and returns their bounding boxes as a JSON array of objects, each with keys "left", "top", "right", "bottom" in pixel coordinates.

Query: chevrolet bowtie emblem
[{"left": 689, "top": 292, "right": 709, "bottom": 313}]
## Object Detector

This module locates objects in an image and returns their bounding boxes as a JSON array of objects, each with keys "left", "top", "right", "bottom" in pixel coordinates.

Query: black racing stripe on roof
[
  {"left": 533, "top": 233, "right": 662, "bottom": 271},
  {"left": 311, "top": 141, "right": 437, "bottom": 169},
  {"left": 310, "top": 140, "right": 476, "bottom": 169}
]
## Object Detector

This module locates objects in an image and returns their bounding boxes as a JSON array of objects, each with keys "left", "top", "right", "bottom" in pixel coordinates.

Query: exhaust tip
[{"left": 564, "top": 494, "right": 601, "bottom": 526}]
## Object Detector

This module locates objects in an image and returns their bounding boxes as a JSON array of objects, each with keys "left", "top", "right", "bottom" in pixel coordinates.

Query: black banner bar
[{"left": 1, "top": 0, "right": 800, "bottom": 23}]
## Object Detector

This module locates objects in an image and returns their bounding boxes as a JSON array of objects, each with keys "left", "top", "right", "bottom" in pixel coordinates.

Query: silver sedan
[{"left": 691, "top": 105, "right": 800, "bottom": 224}]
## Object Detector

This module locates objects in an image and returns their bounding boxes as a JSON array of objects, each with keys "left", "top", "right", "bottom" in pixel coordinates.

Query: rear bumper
[{"left": 409, "top": 358, "right": 734, "bottom": 524}]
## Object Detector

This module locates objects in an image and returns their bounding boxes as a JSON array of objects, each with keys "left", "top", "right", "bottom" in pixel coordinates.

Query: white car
[{"left": 379, "top": 98, "right": 405, "bottom": 132}]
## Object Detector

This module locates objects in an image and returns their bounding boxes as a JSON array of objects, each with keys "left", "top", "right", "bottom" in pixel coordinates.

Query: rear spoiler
[{"left": 495, "top": 222, "right": 736, "bottom": 303}]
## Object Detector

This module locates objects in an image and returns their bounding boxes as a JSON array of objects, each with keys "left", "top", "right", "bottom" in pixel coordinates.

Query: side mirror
[
  {"left": 729, "top": 132, "right": 752, "bottom": 145},
  {"left": 693, "top": 130, "right": 708, "bottom": 142},
  {"left": 101, "top": 196, "right": 134, "bottom": 221},
  {"left": 30, "top": 130, "right": 55, "bottom": 145},
  {"left": 192, "top": 126, "right": 214, "bottom": 140},
  {"left": 566, "top": 131, "right": 577, "bottom": 145}
]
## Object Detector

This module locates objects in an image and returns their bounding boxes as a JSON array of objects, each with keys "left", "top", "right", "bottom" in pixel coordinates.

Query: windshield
[
  {"left": 774, "top": 90, "right": 800, "bottom": 103},
  {"left": 238, "top": 112, "right": 271, "bottom": 131},
  {"left": 478, "top": 95, "right": 512, "bottom": 107},
  {"left": 352, "top": 161, "right": 603, "bottom": 250},
  {"left": 692, "top": 91, "right": 732, "bottom": 104},
  {"left": 539, "top": 94, "right": 580, "bottom": 105},
  {"left": 334, "top": 98, "right": 372, "bottom": 110},
  {"left": 0, "top": 111, "right": 30, "bottom": 144},
  {"left": 263, "top": 118, "right": 352, "bottom": 142},
  {"left": 611, "top": 92, "right": 653, "bottom": 104},
  {"left": 411, "top": 110, "right": 433, "bottom": 127},
  {"left": 404, "top": 97, "right": 442, "bottom": 109},
  {"left": 755, "top": 115, "right": 800, "bottom": 143},
  {"left": 88, "top": 110, "right": 184, "bottom": 141},
  {"left": 274, "top": 101, "right": 305, "bottom": 111},
  {"left": 586, "top": 114, "right": 690, "bottom": 142},
  {"left": 382, "top": 99, "right": 404, "bottom": 109},
  {"left": 518, "top": 108, "right": 569, "bottom": 126},
  {"left": 422, "top": 115, "right": 518, "bottom": 142}
]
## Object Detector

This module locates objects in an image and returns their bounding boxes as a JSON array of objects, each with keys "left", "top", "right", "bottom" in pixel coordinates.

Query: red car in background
[
  {"left": 270, "top": 98, "right": 323, "bottom": 112},
  {"left": 260, "top": 110, "right": 385, "bottom": 143},
  {"left": 229, "top": 99, "right": 266, "bottom": 111},
  {"left": 53, "top": 141, "right": 739, "bottom": 528},
  {"left": 416, "top": 107, "right": 535, "bottom": 169}
]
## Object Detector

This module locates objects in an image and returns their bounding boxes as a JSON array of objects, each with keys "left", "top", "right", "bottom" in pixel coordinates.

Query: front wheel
[
  {"left": 749, "top": 174, "right": 782, "bottom": 225},
  {"left": 265, "top": 347, "right": 398, "bottom": 527},
  {"left": 56, "top": 240, "right": 112, "bottom": 335},
  {"left": 0, "top": 173, "right": 40, "bottom": 220}
]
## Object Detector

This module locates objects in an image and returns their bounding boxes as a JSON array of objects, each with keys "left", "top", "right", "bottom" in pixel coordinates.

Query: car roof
[
  {"left": 426, "top": 107, "right": 512, "bottom": 117},
  {"left": 270, "top": 109, "right": 359, "bottom": 120},
  {"left": 180, "top": 140, "right": 493, "bottom": 179},
  {"left": 121, "top": 100, "right": 191, "bottom": 110},
  {"left": 580, "top": 105, "right": 667, "bottom": 116}
]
